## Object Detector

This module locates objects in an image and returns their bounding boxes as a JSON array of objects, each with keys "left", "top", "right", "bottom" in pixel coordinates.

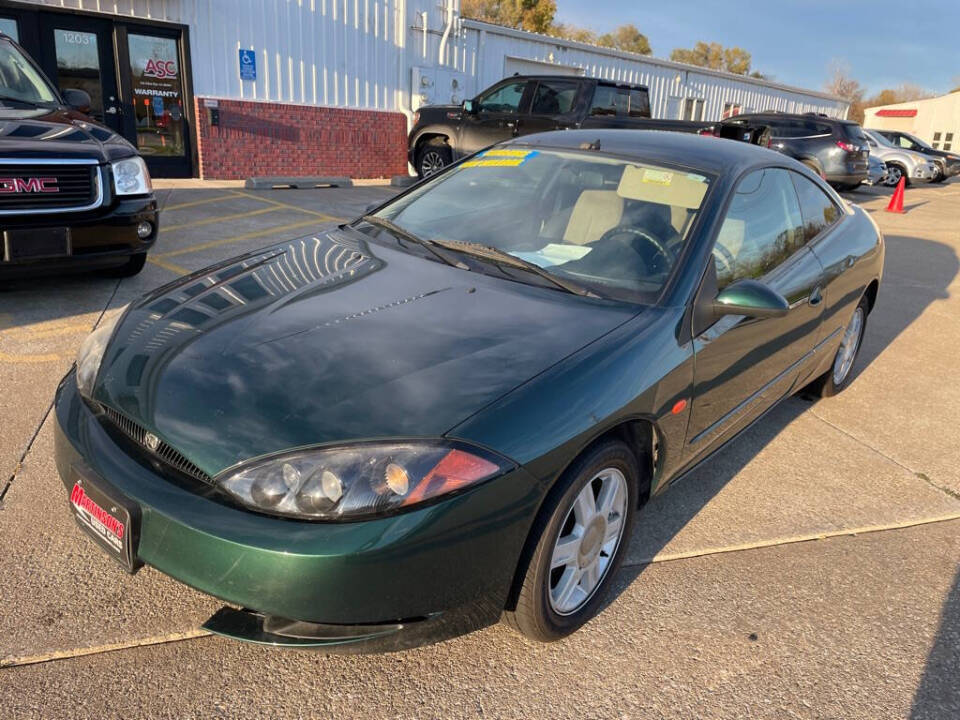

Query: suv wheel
[
  {"left": 416, "top": 139, "right": 452, "bottom": 178},
  {"left": 884, "top": 163, "right": 908, "bottom": 187}
]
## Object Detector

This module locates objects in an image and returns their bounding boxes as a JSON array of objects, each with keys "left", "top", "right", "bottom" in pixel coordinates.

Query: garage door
[{"left": 503, "top": 56, "right": 584, "bottom": 77}]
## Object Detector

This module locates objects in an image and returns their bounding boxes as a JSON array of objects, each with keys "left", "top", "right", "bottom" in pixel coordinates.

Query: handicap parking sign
[{"left": 238, "top": 49, "right": 257, "bottom": 81}]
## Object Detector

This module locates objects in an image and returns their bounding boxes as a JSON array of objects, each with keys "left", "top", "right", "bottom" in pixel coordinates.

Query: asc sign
[{"left": 144, "top": 59, "right": 177, "bottom": 79}]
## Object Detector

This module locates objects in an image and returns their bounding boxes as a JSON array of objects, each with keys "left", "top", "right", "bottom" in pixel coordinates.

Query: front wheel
[
  {"left": 883, "top": 164, "right": 908, "bottom": 187},
  {"left": 416, "top": 140, "right": 452, "bottom": 178},
  {"left": 807, "top": 295, "right": 869, "bottom": 397},
  {"left": 504, "top": 440, "right": 639, "bottom": 642}
]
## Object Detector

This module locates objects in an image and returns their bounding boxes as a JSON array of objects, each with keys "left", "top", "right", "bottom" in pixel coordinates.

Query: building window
[
  {"left": 945, "top": 132, "right": 954, "bottom": 151},
  {"left": 683, "top": 98, "right": 705, "bottom": 121},
  {"left": 722, "top": 101, "right": 742, "bottom": 119}
]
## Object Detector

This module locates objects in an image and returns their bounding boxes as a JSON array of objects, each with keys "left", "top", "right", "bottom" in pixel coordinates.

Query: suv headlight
[
  {"left": 111, "top": 156, "right": 152, "bottom": 196},
  {"left": 75, "top": 312, "right": 122, "bottom": 399},
  {"left": 216, "top": 441, "right": 514, "bottom": 520}
]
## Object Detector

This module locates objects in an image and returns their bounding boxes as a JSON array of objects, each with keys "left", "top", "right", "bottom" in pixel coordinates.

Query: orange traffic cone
[{"left": 885, "top": 176, "right": 906, "bottom": 213}]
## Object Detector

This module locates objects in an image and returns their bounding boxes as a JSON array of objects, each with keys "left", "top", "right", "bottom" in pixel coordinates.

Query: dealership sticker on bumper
[{"left": 69, "top": 470, "right": 141, "bottom": 573}]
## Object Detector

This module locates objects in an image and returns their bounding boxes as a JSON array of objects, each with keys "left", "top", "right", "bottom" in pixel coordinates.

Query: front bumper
[
  {"left": 0, "top": 195, "right": 158, "bottom": 277},
  {"left": 913, "top": 163, "right": 937, "bottom": 182},
  {"left": 54, "top": 372, "right": 541, "bottom": 650}
]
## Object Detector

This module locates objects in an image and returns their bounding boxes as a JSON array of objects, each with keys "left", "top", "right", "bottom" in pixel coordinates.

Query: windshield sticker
[
  {"left": 641, "top": 169, "right": 673, "bottom": 185},
  {"left": 463, "top": 149, "right": 539, "bottom": 168}
]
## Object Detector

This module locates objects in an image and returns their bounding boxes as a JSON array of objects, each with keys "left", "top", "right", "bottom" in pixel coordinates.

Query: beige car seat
[{"left": 563, "top": 191, "right": 624, "bottom": 246}]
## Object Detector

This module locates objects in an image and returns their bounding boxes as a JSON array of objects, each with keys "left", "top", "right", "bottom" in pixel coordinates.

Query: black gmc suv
[
  {"left": 719, "top": 112, "right": 869, "bottom": 189},
  {"left": 408, "top": 75, "right": 712, "bottom": 177},
  {"left": 0, "top": 33, "right": 158, "bottom": 279}
]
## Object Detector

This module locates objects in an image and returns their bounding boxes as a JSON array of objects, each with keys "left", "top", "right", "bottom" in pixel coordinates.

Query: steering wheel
[{"left": 595, "top": 225, "right": 676, "bottom": 269}]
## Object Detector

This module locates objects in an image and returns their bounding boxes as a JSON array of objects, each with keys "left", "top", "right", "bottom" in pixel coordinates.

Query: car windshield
[
  {"left": 372, "top": 148, "right": 712, "bottom": 302},
  {"left": 867, "top": 130, "right": 895, "bottom": 148},
  {"left": 904, "top": 132, "right": 933, "bottom": 150},
  {"left": 0, "top": 39, "right": 58, "bottom": 105}
]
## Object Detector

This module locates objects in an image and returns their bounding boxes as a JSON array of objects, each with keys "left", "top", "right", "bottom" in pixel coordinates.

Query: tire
[
  {"left": 504, "top": 440, "right": 639, "bottom": 642},
  {"left": 883, "top": 163, "right": 908, "bottom": 187},
  {"left": 806, "top": 295, "right": 869, "bottom": 398},
  {"left": 416, "top": 139, "right": 452, "bottom": 178},
  {"left": 931, "top": 167, "right": 946, "bottom": 183},
  {"left": 100, "top": 252, "right": 147, "bottom": 278}
]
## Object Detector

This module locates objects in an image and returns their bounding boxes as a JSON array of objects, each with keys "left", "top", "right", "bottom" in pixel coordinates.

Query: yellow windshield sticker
[
  {"left": 642, "top": 169, "right": 673, "bottom": 185},
  {"left": 462, "top": 149, "right": 539, "bottom": 168}
]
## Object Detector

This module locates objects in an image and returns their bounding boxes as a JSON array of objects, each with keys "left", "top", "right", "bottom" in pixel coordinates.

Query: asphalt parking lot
[{"left": 1, "top": 179, "right": 958, "bottom": 718}]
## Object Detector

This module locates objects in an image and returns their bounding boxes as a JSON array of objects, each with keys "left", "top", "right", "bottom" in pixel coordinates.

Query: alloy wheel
[
  {"left": 833, "top": 306, "right": 864, "bottom": 385},
  {"left": 548, "top": 467, "right": 628, "bottom": 615},
  {"left": 885, "top": 165, "right": 903, "bottom": 186},
  {"left": 419, "top": 150, "right": 447, "bottom": 177}
]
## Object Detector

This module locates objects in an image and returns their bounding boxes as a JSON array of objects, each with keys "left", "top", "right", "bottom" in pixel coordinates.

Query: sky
[{"left": 555, "top": 0, "right": 960, "bottom": 96}]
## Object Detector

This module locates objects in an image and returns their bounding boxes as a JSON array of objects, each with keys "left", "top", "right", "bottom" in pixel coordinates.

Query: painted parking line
[
  {"left": 0, "top": 350, "right": 66, "bottom": 364},
  {"left": 162, "top": 193, "right": 245, "bottom": 212},
  {"left": 156, "top": 217, "right": 333, "bottom": 260},
  {"left": 161, "top": 204, "right": 286, "bottom": 232},
  {"left": 147, "top": 255, "right": 192, "bottom": 276},
  {"left": 230, "top": 190, "right": 348, "bottom": 221}
]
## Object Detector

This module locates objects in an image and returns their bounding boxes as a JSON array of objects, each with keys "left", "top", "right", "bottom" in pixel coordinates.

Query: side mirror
[
  {"left": 713, "top": 279, "right": 789, "bottom": 319},
  {"left": 62, "top": 88, "right": 92, "bottom": 114},
  {"left": 462, "top": 99, "right": 475, "bottom": 114}
]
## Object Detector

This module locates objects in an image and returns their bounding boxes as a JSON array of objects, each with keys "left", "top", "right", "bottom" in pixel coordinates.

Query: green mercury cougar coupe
[{"left": 55, "top": 130, "right": 884, "bottom": 650}]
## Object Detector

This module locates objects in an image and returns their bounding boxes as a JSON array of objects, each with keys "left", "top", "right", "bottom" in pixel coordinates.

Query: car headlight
[
  {"left": 215, "top": 441, "right": 514, "bottom": 520},
  {"left": 110, "top": 156, "right": 152, "bottom": 196},
  {"left": 75, "top": 312, "right": 122, "bottom": 399}
]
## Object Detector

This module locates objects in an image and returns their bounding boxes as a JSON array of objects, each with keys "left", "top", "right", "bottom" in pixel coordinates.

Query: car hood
[
  {"left": 0, "top": 106, "right": 136, "bottom": 161},
  {"left": 93, "top": 229, "right": 638, "bottom": 476}
]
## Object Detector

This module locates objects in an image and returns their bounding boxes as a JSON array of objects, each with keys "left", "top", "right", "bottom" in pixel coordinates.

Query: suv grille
[
  {"left": 100, "top": 405, "right": 212, "bottom": 483},
  {"left": 0, "top": 163, "right": 99, "bottom": 212}
]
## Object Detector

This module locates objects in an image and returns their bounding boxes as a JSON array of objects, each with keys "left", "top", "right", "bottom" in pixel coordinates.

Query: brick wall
[{"left": 194, "top": 98, "right": 409, "bottom": 179}]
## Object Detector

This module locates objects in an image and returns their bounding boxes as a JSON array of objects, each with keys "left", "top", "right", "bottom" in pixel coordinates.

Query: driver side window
[
  {"left": 475, "top": 81, "right": 527, "bottom": 114},
  {"left": 713, "top": 168, "right": 804, "bottom": 290}
]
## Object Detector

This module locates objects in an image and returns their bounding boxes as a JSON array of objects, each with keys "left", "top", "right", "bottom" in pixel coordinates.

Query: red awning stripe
[{"left": 876, "top": 109, "right": 917, "bottom": 117}]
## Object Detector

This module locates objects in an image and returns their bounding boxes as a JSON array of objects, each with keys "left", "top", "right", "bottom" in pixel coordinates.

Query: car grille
[
  {"left": 100, "top": 405, "right": 212, "bottom": 483},
  {"left": 0, "top": 163, "right": 100, "bottom": 213}
]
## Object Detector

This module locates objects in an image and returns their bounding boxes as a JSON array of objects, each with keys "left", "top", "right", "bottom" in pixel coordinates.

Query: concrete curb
[
  {"left": 390, "top": 175, "right": 419, "bottom": 188},
  {"left": 245, "top": 176, "right": 353, "bottom": 189}
]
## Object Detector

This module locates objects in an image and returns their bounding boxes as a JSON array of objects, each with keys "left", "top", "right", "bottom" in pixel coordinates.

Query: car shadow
[
  {"left": 911, "top": 567, "right": 960, "bottom": 719},
  {"left": 600, "top": 231, "right": 958, "bottom": 613}
]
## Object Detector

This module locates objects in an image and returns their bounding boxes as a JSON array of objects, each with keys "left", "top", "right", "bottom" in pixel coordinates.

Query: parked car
[
  {"left": 872, "top": 129, "right": 960, "bottom": 183},
  {"left": 0, "top": 33, "right": 158, "bottom": 278},
  {"left": 862, "top": 129, "right": 937, "bottom": 187},
  {"left": 57, "top": 130, "right": 883, "bottom": 650},
  {"left": 718, "top": 112, "right": 869, "bottom": 190},
  {"left": 408, "top": 75, "right": 712, "bottom": 177},
  {"left": 865, "top": 155, "right": 888, "bottom": 186}
]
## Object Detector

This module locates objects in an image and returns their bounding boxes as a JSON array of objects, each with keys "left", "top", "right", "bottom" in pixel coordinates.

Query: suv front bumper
[{"left": 0, "top": 195, "right": 158, "bottom": 277}]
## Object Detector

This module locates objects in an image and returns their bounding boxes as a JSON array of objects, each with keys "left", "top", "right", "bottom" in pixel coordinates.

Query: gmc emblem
[{"left": 0, "top": 177, "right": 59, "bottom": 193}]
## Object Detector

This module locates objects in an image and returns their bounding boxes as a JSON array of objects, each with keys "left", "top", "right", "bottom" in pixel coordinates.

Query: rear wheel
[
  {"left": 416, "top": 139, "right": 452, "bottom": 178},
  {"left": 504, "top": 440, "right": 639, "bottom": 642},
  {"left": 806, "top": 295, "right": 869, "bottom": 397}
]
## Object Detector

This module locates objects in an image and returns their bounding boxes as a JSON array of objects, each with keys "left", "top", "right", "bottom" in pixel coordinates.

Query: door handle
[
  {"left": 809, "top": 286, "right": 823, "bottom": 307},
  {"left": 105, "top": 106, "right": 119, "bottom": 115}
]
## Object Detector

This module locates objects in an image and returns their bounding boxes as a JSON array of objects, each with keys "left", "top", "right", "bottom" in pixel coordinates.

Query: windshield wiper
[
  {"left": 0, "top": 94, "right": 46, "bottom": 107},
  {"left": 431, "top": 238, "right": 600, "bottom": 298},
  {"left": 360, "top": 215, "right": 468, "bottom": 270}
]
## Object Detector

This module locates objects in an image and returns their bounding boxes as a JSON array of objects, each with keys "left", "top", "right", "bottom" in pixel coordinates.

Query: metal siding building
[{"left": 1, "top": 0, "right": 848, "bottom": 178}]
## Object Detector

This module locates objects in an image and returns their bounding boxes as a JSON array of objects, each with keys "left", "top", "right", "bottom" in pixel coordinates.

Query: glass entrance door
[
  {"left": 39, "top": 15, "right": 122, "bottom": 133},
  {"left": 123, "top": 30, "right": 191, "bottom": 174}
]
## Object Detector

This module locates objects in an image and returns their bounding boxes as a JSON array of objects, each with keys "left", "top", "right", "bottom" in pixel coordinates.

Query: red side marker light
[{"left": 671, "top": 399, "right": 688, "bottom": 415}]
